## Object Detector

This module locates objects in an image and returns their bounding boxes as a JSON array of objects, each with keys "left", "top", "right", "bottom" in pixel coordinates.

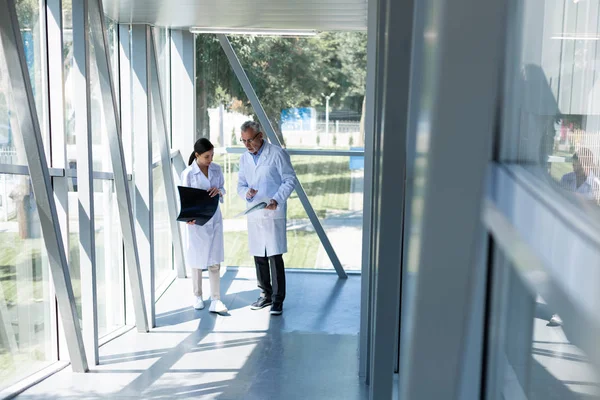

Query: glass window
[
  {"left": 196, "top": 33, "right": 365, "bottom": 270},
  {"left": 154, "top": 27, "right": 170, "bottom": 145},
  {"left": 153, "top": 164, "right": 173, "bottom": 293},
  {"left": 0, "top": 174, "right": 53, "bottom": 391},
  {"left": 152, "top": 28, "right": 174, "bottom": 294},
  {"left": 501, "top": 0, "right": 600, "bottom": 213},
  {"left": 94, "top": 179, "right": 124, "bottom": 337},
  {"left": 224, "top": 33, "right": 367, "bottom": 151},
  {"left": 87, "top": 15, "right": 120, "bottom": 174},
  {"left": 16, "top": 0, "right": 48, "bottom": 149},
  {"left": 1, "top": 0, "right": 48, "bottom": 166},
  {"left": 67, "top": 181, "right": 82, "bottom": 320},
  {"left": 63, "top": 0, "right": 75, "bottom": 149},
  {"left": 210, "top": 152, "right": 363, "bottom": 270},
  {"left": 486, "top": 252, "right": 600, "bottom": 400}
]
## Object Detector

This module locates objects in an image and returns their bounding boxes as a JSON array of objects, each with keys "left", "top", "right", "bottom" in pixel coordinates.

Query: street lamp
[{"left": 321, "top": 92, "right": 335, "bottom": 136}]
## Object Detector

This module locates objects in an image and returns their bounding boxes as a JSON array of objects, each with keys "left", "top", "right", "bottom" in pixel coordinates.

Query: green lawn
[
  {"left": 216, "top": 154, "right": 358, "bottom": 268},
  {"left": 223, "top": 229, "right": 321, "bottom": 269},
  {"left": 217, "top": 154, "right": 357, "bottom": 220}
]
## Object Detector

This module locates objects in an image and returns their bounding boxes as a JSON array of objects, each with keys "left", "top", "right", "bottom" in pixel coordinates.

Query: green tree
[{"left": 195, "top": 33, "right": 367, "bottom": 146}]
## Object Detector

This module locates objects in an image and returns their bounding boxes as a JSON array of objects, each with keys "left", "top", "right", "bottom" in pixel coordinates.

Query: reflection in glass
[
  {"left": 488, "top": 254, "right": 600, "bottom": 399},
  {"left": 0, "top": 174, "right": 52, "bottom": 391},
  {"left": 504, "top": 0, "right": 600, "bottom": 209}
]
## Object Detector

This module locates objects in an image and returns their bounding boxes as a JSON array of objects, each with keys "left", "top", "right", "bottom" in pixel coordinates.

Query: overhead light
[
  {"left": 189, "top": 27, "right": 318, "bottom": 36},
  {"left": 551, "top": 35, "right": 600, "bottom": 41}
]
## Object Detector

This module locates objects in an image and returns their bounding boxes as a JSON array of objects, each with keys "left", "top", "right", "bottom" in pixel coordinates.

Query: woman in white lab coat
[{"left": 180, "top": 138, "right": 228, "bottom": 313}]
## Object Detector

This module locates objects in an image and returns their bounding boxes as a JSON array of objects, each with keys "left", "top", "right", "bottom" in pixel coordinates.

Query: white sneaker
[
  {"left": 548, "top": 314, "right": 563, "bottom": 326},
  {"left": 193, "top": 296, "right": 205, "bottom": 310},
  {"left": 209, "top": 299, "right": 228, "bottom": 314}
]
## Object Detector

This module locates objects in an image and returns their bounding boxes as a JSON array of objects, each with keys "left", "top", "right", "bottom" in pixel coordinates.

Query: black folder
[{"left": 177, "top": 186, "right": 219, "bottom": 226}]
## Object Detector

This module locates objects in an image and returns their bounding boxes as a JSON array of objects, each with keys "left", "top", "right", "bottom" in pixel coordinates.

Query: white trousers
[{"left": 192, "top": 265, "right": 221, "bottom": 300}]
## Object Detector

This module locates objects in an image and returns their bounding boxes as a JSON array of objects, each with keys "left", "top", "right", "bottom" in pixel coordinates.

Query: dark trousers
[{"left": 254, "top": 253, "right": 286, "bottom": 304}]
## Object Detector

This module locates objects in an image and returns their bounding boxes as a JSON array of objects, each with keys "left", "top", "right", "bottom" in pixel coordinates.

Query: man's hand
[
  {"left": 187, "top": 220, "right": 196, "bottom": 225},
  {"left": 246, "top": 188, "right": 258, "bottom": 200},
  {"left": 208, "top": 187, "right": 220, "bottom": 198},
  {"left": 265, "top": 199, "right": 278, "bottom": 210}
]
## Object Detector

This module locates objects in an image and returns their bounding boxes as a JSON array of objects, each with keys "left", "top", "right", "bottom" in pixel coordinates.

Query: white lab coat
[
  {"left": 180, "top": 162, "right": 225, "bottom": 270},
  {"left": 237, "top": 142, "right": 297, "bottom": 257}
]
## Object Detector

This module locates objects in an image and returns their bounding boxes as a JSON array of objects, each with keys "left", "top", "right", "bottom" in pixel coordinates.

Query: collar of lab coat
[
  {"left": 191, "top": 161, "right": 215, "bottom": 178},
  {"left": 253, "top": 141, "right": 272, "bottom": 166}
]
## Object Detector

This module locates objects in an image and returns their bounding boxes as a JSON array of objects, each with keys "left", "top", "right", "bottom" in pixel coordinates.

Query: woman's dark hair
[{"left": 188, "top": 138, "right": 214, "bottom": 165}]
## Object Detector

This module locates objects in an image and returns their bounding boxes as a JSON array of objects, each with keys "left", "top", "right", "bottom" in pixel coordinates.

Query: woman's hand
[
  {"left": 187, "top": 220, "right": 196, "bottom": 225},
  {"left": 208, "top": 187, "right": 220, "bottom": 197}
]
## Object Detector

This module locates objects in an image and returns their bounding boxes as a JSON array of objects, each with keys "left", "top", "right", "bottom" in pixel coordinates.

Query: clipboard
[{"left": 177, "top": 186, "right": 219, "bottom": 226}]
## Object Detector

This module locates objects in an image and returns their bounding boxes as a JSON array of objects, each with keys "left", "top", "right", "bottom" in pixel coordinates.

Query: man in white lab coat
[{"left": 237, "top": 121, "right": 297, "bottom": 315}]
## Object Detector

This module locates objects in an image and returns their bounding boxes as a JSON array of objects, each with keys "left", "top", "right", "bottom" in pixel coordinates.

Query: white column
[
  {"left": 72, "top": 0, "right": 99, "bottom": 365},
  {"left": 170, "top": 30, "right": 196, "bottom": 157},
  {"left": 131, "top": 25, "right": 155, "bottom": 328}
]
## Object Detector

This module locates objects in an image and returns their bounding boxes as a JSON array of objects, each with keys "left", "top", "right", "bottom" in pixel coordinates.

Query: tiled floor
[{"left": 16, "top": 268, "right": 367, "bottom": 400}]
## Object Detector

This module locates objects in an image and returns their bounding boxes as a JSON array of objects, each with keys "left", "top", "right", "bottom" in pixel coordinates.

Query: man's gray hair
[{"left": 241, "top": 121, "right": 261, "bottom": 134}]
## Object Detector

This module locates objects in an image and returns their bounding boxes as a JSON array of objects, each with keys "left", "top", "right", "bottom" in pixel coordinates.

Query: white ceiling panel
[{"left": 103, "top": 0, "right": 368, "bottom": 31}]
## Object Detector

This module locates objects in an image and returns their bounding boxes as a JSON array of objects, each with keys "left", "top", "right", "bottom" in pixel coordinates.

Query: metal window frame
[
  {"left": 0, "top": 0, "right": 88, "bottom": 372},
  {"left": 366, "top": 0, "right": 414, "bottom": 396},
  {"left": 128, "top": 24, "right": 155, "bottom": 328},
  {"left": 45, "top": 0, "right": 65, "bottom": 364},
  {"left": 72, "top": 0, "right": 100, "bottom": 365},
  {"left": 485, "top": 165, "right": 600, "bottom": 367},
  {"left": 217, "top": 34, "right": 347, "bottom": 279},
  {"left": 88, "top": 0, "right": 149, "bottom": 333},
  {"left": 397, "top": 0, "right": 507, "bottom": 398},
  {"left": 169, "top": 30, "right": 195, "bottom": 197},
  {"left": 222, "top": 147, "right": 364, "bottom": 157},
  {"left": 149, "top": 28, "right": 187, "bottom": 279}
]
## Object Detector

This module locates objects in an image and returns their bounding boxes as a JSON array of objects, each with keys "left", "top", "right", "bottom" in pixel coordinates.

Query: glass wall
[
  {"left": 196, "top": 33, "right": 366, "bottom": 270},
  {"left": 501, "top": 0, "right": 600, "bottom": 213},
  {"left": 2, "top": 0, "right": 47, "bottom": 166},
  {"left": 228, "top": 34, "right": 367, "bottom": 151},
  {"left": 15, "top": 0, "right": 47, "bottom": 147},
  {"left": 0, "top": 174, "right": 52, "bottom": 391},
  {"left": 152, "top": 27, "right": 174, "bottom": 293},
  {"left": 0, "top": 0, "right": 184, "bottom": 390},
  {"left": 94, "top": 179, "right": 124, "bottom": 337},
  {"left": 211, "top": 151, "right": 364, "bottom": 270},
  {"left": 487, "top": 253, "right": 600, "bottom": 399},
  {"left": 153, "top": 164, "right": 173, "bottom": 292},
  {"left": 0, "top": 0, "right": 54, "bottom": 390},
  {"left": 484, "top": 1, "right": 600, "bottom": 398}
]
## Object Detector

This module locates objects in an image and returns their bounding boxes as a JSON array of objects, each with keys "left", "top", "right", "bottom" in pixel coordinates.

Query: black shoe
[
  {"left": 270, "top": 303, "right": 283, "bottom": 315},
  {"left": 251, "top": 297, "right": 272, "bottom": 310}
]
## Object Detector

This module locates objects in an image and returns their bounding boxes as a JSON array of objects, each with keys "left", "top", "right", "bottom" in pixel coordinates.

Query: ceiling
[{"left": 102, "top": 0, "right": 368, "bottom": 31}]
